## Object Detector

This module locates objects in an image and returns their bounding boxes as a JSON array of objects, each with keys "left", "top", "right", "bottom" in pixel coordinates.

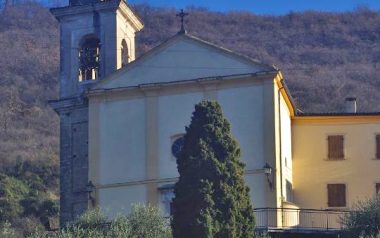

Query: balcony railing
[{"left": 254, "top": 208, "right": 350, "bottom": 233}]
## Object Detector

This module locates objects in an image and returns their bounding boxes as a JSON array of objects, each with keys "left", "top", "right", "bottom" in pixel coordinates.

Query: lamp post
[
  {"left": 263, "top": 163, "right": 273, "bottom": 190},
  {"left": 86, "top": 180, "right": 96, "bottom": 207}
]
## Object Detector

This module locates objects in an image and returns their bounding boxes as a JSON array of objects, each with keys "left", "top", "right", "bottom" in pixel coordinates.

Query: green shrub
[
  {"left": 0, "top": 221, "right": 17, "bottom": 238},
  {"left": 28, "top": 204, "right": 172, "bottom": 238},
  {"left": 342, "top": 195, "right": 380, "bottom": 238},
  {"left": 128, "top": 204, "right": 172, "bottom": 238}
]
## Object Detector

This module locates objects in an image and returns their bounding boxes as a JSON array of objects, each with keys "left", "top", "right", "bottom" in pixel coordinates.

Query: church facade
[{"left": 50, "top": 0, "right": 380, "bottom": 232}]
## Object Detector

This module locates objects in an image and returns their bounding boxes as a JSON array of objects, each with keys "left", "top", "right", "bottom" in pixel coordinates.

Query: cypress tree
[{"left": 172, "top": 100, "right": 255, "bottom": 238}]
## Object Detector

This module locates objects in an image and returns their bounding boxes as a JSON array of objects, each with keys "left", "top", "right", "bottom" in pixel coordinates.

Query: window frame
[
  {"left": 376, "top": 183, "right": 380, "bottom": 196},
  {"left": 326, "top": 134, "right": 345, "bottom": 160},
  {"left": 327, "top": 183, "right": 347, "bottom": 208},
  {"left": 158, "top": 184, "right": 175, "bottom": 217},
  {"left": 170, "top": 133, "right": 185, "bottom": 160},
  {"left": 375, "top": 134, "right": 380, "bottom": 160},
  {"left": 285, "top": 180, "right": 293, "bottom": 203}
]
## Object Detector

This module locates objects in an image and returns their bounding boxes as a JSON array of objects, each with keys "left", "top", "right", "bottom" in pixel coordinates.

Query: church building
[{"left": 50, "top": 0, "right": 380, "bottom": 234}]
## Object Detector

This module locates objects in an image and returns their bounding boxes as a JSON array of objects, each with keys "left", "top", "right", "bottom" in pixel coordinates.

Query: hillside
[
  {"left": 0, "top": 2, "right": 379, "bottom": 235},
  {"left": 135, "top": 5, "right": 380, "bottom": 113}
]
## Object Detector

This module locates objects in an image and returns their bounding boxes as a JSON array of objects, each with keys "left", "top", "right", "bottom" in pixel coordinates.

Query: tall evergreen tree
[{"left": 172, "top": 100, "right": 255, "bottom": 238}]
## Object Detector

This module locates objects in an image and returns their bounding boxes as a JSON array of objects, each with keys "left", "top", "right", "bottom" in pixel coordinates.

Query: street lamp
[
  {"left": 263, "top": 163, "right": 273, "bottom": 190},
  {"left": 86, "top": 181, "right": 96, "bottom": 207}
]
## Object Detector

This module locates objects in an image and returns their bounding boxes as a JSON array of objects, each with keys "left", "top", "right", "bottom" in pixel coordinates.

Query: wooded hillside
[{"left": 0, "top": 2, "right": 379, "bottom": 235}]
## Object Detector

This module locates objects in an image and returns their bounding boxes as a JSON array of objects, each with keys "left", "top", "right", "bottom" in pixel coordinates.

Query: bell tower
[
  {"left": 51, "top": 0, "right": 143, "bottom": 98},
  {"left": 49, "top": 0, "right": 143, "bottom": 226}
]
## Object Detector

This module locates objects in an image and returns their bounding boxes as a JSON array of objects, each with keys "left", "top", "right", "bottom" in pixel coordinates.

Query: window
[
  {"left": 171, "top": 136, "right": 185, "bottom": 159},
  {"left": 78, "top": 35, "right": 100, "bottom": 81},
  {"left": 376, "top": 135, "right": 380, "bottom": 159},
  {"left": 285, "top": 180, "right": 293, "bottom": 202},
  {"left": 159, "top": 185, "right": 175, "bottom": 216},
  {"left": 327, "top": 135, "right": 344, "bottom": 160},
  {"left": 327, "top": 184, "right": 346, "bottom": 207},
  {"left": 376, "top": 183, "right": 380, "bottom": 195},
  {"left": 121, "top": 39, "right": 129, "bottom": 67}
]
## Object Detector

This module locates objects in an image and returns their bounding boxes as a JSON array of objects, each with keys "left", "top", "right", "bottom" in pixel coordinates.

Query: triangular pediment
[{"left": 92, "top": 34, "right": 275, "bottom": 90}]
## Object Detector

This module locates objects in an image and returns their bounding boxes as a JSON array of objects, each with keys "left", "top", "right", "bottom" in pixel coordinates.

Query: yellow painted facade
[{"left": 292, "top": 116, "right": 380, "bottom": 209}]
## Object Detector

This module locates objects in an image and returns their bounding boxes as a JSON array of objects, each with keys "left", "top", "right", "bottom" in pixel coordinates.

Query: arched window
[
  {"left": 78, "top": 35, "right": 100, "bottom": 81},
  {"left": 121, "top": 39, "right": 129, "bottom": 67}
]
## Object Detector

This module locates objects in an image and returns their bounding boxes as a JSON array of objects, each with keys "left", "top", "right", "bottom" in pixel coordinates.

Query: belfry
[{"left": 49, "top": 0, "right": 143, "bottom": 225}]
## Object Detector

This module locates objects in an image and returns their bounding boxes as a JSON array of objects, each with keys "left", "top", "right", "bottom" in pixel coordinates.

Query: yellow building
[
  {"left": 50, "top": 0, "right": 380, "bottom": 236},
  {"left": 293, "top": 114, "right": 380, "bottom": 209}
]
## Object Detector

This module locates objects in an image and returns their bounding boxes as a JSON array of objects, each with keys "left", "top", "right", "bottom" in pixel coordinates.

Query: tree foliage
[
  {"left": 342, "top": 195, "right": 380, "bottom": 238},
  {"left": 27, "top": 204, "right": 172, "bottom": 238},
  {"left": 172, "top": 100, "right": 255, "bottom": 238}
]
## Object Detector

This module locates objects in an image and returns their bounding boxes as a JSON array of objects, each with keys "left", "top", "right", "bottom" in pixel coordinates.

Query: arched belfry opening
[
  {"left": 78, "top": 35, "right": 100, "bottom": 81},
  {"left": 121, "top": 39, "right": 129, "bottom": 67}
]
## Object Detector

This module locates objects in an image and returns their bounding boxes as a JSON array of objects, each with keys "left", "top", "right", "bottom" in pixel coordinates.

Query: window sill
[
  {"left": 324, "top": 158, "right": 346, "bottom": 161},
  {"left": 327, "top": 206, "right": 348, "bottom": 210},
  {"left": 79, "top": 79, "right": 97, "bottom": 85}
]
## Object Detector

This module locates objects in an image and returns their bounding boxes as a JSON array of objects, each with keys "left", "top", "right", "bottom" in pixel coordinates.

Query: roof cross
[{"left": 176, "top": 9, "right": 189, "bottom": 34}]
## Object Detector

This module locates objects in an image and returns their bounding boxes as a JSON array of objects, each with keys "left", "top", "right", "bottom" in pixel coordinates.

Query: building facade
[{"left": 50, "top": 0, "right": 380, "bottom": 233}]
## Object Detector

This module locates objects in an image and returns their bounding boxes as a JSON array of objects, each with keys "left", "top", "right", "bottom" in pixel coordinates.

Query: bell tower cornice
[{"left": 50, "top": 0, "right": 143, "bottom": 31}]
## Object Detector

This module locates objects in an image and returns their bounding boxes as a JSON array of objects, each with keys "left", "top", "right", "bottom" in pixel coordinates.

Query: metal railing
[{"left": 254, "top": 208, "right": 350, "bottom": 232}]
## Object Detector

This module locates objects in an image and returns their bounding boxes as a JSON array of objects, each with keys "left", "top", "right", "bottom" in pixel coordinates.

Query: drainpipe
[{"left": 278, "top": 85, "right": 284, "bottom": 226}]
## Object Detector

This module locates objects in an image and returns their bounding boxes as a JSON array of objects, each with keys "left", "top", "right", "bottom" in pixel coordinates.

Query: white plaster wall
[
  {"left": 116, "top": 10, "right": 137, "bottom": 67},
  {"left": 218, "top": 85, "right": 267, "bottom": 207},
  {"left": 98, "top": 37, "right": 266, "bottom": 90},
  {"left": 279, "top": 95, "right": 293, "bottom": 199},
  {"left": 218, "top": 86, "right": 265, "bottom": 170},
  {"left": 98, "top": 98, "right": 146, "bottom": 184},
  {"left": 98, "top": 185, "right": 146, "bottom": 218},
  {"left": 91, "top": 79, "right": 276, "bottom": 212},
  {"left": 157, "top": 92, "right": 204, "bottom": 179}
]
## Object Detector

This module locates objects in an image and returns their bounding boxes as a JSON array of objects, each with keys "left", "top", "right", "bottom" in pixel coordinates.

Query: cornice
[
  {"left": 87, "top": 71, "right": 278, "bottom": 99},
  {"left": 118, "top": 1, "right": 144, "bottom": 31},
  {"left": 51, "top": 1, "right": 119, "bottom": 19},
  {"left": 48, "top": 96, "right": 88, "bottom": 114}
]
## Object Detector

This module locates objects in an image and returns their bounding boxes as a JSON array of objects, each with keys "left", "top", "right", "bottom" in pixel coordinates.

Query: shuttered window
[
  {"left": 328, "top": 135, "right": 344, "bottom": 160},
  {"left": 376, "top": 183, "right": 380, "bottom": 195},
  {"left": 376, "top": 135, "right": 380, "bottom": 159},
  {"left": 328, "top": 184, "right": 346, "bottom": 207}
]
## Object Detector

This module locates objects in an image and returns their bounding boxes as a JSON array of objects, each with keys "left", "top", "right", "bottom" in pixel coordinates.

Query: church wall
[
  {"left": 292, "top": 118, "right": 380, "bottom": 209},
  {"left": 98, "top": 185, "right": 146, "bottom": 218},
  {"left": 157, "top": 92, "right": 204, "bottom": 179},
  {"left": 218, "top": 85, "right": 267, "bottom": 207},
  {"left": 279, "top": 94, "right": 293, "bottom": 201},
  {"left": 88, "top": 74, "right": 283, "bottom": 218},
  {"left": 98, "top": 38, "right": 265, "bottom": 90},
  {"left": 97, "top": 98, "right": 146, "bottom": 185},
  {"left": 274, "top": 82, "right": 294, "bottom": 205}
]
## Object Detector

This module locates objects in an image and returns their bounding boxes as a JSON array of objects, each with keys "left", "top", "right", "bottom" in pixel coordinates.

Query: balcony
[{"left": 254, "top": 207, "right": 350, "bottom": 234}]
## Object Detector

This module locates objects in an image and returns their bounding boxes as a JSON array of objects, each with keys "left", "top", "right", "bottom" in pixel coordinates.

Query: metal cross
[{"left": 176, "top": 9, "right": 189, "bottom": 34}]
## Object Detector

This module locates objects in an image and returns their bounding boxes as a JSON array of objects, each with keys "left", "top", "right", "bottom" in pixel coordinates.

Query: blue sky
[{"left": 128, "top": 0, "right": 380, "bottom": 15}]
